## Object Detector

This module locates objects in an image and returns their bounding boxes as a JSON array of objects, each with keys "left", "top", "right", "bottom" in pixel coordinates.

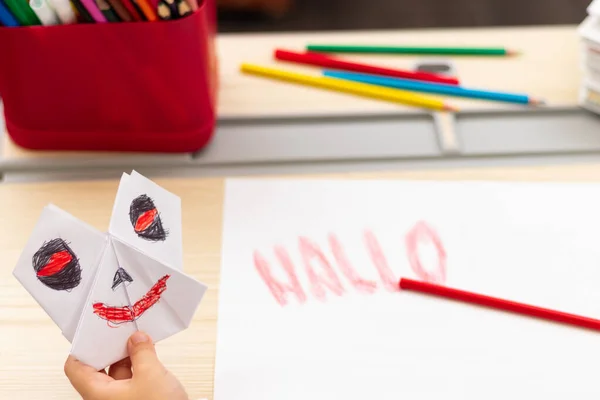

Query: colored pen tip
[
  {"left": 506, "top": 49, "right": 521, "bottom": 56},
  {"left": 442, "top": 104, "right": 459, "bottom": 112},
  {"left": 528, "top": 98, "right": 546, "bottom": 106}
]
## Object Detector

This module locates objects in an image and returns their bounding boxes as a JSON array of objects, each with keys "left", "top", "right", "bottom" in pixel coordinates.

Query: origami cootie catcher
[{"left": 13, "top": 171, "right": 207, "bottom": 370}]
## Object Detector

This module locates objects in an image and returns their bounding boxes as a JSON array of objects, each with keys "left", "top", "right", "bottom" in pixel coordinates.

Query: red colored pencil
[
  {"left": 399, "top": 277, "right": 600, "bottom": 331},
  {"left": 274, "top": 49, "right": 460, "bottom": 86}
]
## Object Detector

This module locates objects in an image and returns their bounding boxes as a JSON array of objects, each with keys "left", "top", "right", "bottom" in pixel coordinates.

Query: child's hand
[{"left": 64, "top": 331, "right": 188, "bottom": 400}]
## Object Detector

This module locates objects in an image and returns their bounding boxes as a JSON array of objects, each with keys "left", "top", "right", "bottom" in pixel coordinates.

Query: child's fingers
[
  {"left": 127, "top": 331, "right": 163, "bottom": 376},
  {"left": 64, "top": 355, "right": 114, "bottom": 398},
  {"left": 108, "top": 357, "right": 133, "bottom": 380}
]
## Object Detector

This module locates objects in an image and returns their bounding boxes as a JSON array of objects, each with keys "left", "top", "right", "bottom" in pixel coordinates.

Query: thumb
[{"left": 127, "top": 331, "right": 162, "bottom": 374}]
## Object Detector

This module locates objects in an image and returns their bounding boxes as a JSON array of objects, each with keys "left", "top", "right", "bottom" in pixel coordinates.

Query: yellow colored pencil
[{"left": 240, "top": 63, "right": 458, "bottom": 112}]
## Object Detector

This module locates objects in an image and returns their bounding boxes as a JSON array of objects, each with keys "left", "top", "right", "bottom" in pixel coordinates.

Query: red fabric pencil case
[{"left": 0, "top": 0, "right": 218, "bottom": 153}]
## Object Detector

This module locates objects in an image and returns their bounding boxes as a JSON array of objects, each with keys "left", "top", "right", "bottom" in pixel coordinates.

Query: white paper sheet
[
  {"left": 215, "top": 179, "right": 600, "bottom": 400},
  {"left": 14, "top": 171, "right": 206, "bottom": 370}
]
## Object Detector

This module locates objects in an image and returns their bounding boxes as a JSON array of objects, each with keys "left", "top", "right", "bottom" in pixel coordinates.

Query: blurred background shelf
[{"left": 217, "top": 0, "right": 590, "bottom": 33}]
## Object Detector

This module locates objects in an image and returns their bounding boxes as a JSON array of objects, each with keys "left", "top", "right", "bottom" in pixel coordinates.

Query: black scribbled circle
[
  {"left": 129, "top": 194, "right": 168, "bottom": 242},
  {"left": 32, "top": 238, "right": 82, "bottom": 291}
]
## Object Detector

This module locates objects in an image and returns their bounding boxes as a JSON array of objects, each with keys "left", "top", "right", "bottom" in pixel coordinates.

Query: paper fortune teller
[{"left": 13, "top": 171, "right": 207, "bottom": 370}]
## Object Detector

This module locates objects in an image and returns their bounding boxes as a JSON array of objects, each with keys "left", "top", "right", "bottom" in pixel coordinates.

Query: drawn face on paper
[
  {"left": 32, "top": 238, "right": 82, "bottom": 291},
  {"left": 93, "top": 271, "right": 171, "bottom": 327},
  {"left": 129, "top": 194, "right": 168, "bottom": 242}
]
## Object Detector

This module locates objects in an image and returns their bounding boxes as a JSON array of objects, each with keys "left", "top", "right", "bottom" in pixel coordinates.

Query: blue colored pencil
[
  {"left": 323, "top": 70, "right": 543, "bottom": 105},
  {"left": 0, "top": 0, "right": 20, "bottom": 26}
]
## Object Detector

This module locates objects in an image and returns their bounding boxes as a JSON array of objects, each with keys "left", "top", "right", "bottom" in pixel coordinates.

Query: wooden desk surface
[
  {"left": 3, "top": 163, "right": 600, "bottom": 399},
  {"left": 1, "top": 25, "right": 581, "bottom": 160}
]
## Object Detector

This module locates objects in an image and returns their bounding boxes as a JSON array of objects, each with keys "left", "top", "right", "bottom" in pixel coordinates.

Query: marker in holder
[{"left": 0, "top": 0, "right": 218, "bottom": 153}]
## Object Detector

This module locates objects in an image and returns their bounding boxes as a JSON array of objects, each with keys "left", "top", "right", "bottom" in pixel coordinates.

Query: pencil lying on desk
[
  {"left": 306, "top": 44, "right": 519, "bottom": 57},
  {"left": 323, "top": 70, "right": 544, "bottom": 106},
  {"left": 275, "top": 49, "right": 460, "bottom": 85},
  {"left": 399, "top": 278, "right": 600, "bottom": 332},
  {"left": 240, "top": 63, "right": 458, "bottom": 112}
]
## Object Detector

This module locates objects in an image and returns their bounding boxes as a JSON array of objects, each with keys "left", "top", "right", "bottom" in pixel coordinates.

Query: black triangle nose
[{"left": 112, "top": 267, "right": 133, "bottom": 291}]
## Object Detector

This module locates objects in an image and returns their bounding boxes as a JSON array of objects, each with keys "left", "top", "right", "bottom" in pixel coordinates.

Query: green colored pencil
[
  {"left": 305, "top": 45, "right": 519, "bottom": 56},
  {"left": 3, "top": 0, "right": 41, "bottom": 25}
]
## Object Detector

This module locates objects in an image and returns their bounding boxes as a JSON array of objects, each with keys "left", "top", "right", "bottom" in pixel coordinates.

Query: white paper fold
[
  {"left": 215, "top": 179, "right": 600, "bottom": 400},
  {"left": 13, "top": 171, "right": 207, "bottom": 370}
]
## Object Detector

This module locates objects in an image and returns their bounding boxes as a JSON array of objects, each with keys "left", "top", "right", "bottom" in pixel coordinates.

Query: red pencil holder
[{"left": 0, "top": 0, "right": 218, "bottom": 153}]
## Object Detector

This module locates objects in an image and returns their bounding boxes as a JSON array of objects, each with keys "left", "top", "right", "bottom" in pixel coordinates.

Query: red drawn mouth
[
  {"left": 134, "top": 208, "right": 158, "bottom": 233},
  {"left": 37, "top": 250, "right": 73, "bottom": 277},
  {"left": 93, "top": 274, "right": 170, "bottom": 325}
]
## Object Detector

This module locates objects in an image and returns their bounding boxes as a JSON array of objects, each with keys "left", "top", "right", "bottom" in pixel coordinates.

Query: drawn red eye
[
  {"left": 129, "top": 195, "right": 168, "bottom": 242},
  {"left": 134, "top": 208, "right": 158, "bottom": 232},
  {"left": 32, "top": 238, "right": 81, "bottom": 291},
  {"left": 36, "top": 250, "right": 73, "bottom": 277}
]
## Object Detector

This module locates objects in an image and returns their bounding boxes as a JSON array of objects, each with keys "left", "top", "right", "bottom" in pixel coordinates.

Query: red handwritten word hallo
[{"left": 254, "top": 221, "right": 446, "bottom": 306}]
